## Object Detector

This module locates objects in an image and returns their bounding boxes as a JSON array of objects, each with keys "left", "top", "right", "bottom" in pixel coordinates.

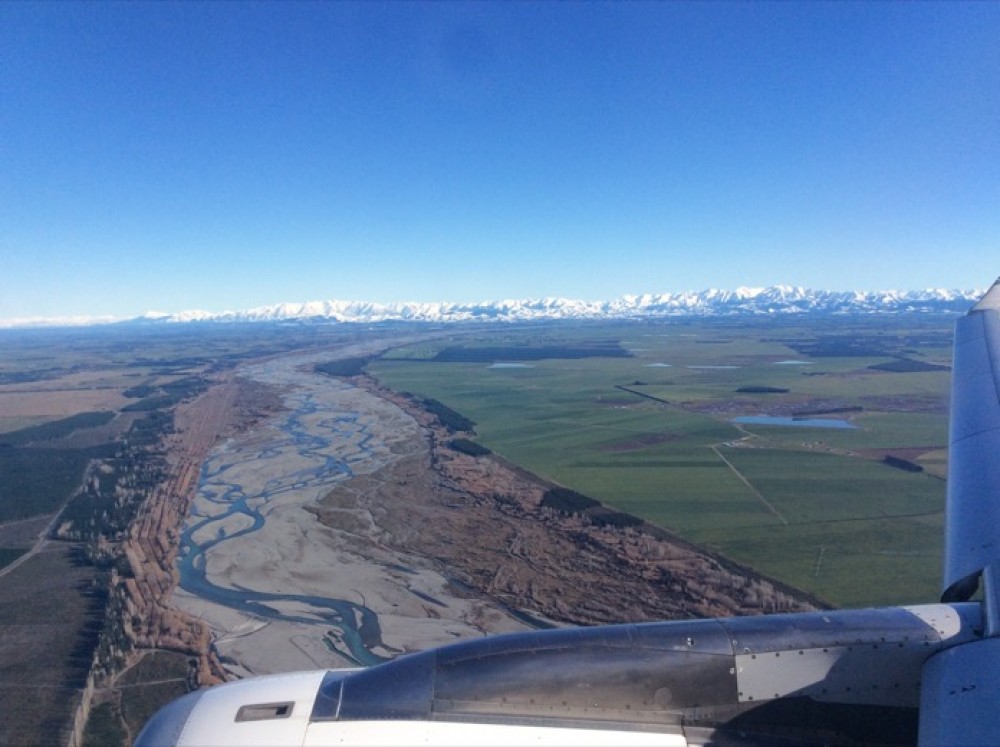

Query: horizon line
[{"left": 2, "top": 283, "right": 986, "bottom": 330}]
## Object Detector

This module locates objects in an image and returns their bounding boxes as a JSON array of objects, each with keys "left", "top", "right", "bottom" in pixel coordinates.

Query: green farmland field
[{"left": 370, "top": 318, "right": 954, "bottom": 608}]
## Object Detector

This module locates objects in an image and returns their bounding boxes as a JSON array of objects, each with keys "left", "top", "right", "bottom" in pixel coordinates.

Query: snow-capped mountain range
[
  {"left": 138, "top": 286, "right": 982, "bottom": 325},
  {"left": 2, "top": 286, "right": 985, "bottom": 329}
]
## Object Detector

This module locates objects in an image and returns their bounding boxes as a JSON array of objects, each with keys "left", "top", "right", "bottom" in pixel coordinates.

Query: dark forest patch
[
  {"left": 315, "top": 357, "right": 372, "bottom": 377},
  {"left": 882, "top": 455, "right": 924, "bottom": 473},
  {"left": 449, "top": 438, "right": 491, "bottom": 457},
  {"left": 781, "top": 330, "right": 954, "bottom": 359},
  {"left": 540, "top": 487, "right": 600, "bottom": 514},
  {"left": 421, "top": 398, "right": 475, "bottom": 433},
  {"left": 791, "top": 406, "right": 863, "bottom": 417},
  {"left": 0, "top": 412, "right": 115, "bottom": 447},
  {"left": 868, "top": 358, "right": 950, "bottom": 373},
  {"left": 540, "top": 488, "right": 644, "bottom": 529},
  {"left": 0, "top": 447, "right": 104, "bottom": 522}
]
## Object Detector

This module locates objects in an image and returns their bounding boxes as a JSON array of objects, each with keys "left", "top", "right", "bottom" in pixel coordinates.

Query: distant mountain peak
[
  {"left": 136, "top": 285, "right": 983, "bottom": 325},
  {"left": 2, "top": 285, "right": 984, "bottom": 329}
]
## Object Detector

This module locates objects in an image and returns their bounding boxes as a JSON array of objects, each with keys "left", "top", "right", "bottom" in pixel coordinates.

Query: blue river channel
[{"left": 177, "top": 387, "right": 387, "bottom": 666}]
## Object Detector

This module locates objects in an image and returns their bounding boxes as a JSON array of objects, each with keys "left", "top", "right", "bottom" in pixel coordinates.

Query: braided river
[{"left": 171, "top": 345, "right": 529, "bottom": 676}]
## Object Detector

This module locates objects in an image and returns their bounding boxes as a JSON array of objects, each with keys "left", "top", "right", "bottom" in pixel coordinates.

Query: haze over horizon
[{"left": 3, "top": 2, "right": 998, "bottom": 321}]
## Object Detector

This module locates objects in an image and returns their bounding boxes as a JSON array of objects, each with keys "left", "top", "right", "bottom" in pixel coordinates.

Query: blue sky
[{"left": 2, "top": 2, "right": 998, "bottom": 320}]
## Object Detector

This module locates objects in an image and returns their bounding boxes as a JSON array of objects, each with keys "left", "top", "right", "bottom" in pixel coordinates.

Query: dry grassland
[{"left": 0, "top": 389, "right": 128, "bottom": 419}]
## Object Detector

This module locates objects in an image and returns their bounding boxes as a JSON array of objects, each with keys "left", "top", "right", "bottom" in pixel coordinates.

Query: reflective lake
[{"left": 732, "top": 415, "right": 858, "bottom": 429}]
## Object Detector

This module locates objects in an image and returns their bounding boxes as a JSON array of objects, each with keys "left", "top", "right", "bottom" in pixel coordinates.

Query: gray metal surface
[
  {"left": 134, "top": 689, "right": 206, "bottom": 746},
  {"left": 919, "top": 636, "right": 1000, "bottom": 746},
  {"left": 943, "top": 283, "right": 1000, "bottom": 598},
  {"left": 735, "top": 644, "right": 921, "bottom": 707},
  {"left": 719, "top": 606, "right": 949, "bottom": 654},
  {"left": 728, "top": 606, "right": 975, "bottom": 708},
  {"left": 309, "top": 604, "right": 981, "bottom": 744}
]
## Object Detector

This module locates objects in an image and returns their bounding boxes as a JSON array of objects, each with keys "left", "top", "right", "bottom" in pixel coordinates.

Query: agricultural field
[
  {"left": 0, "top": 545, "right": 104, "bottom": 746},
  {"left": 0, "top": 321, "right": 413, "bottom": 744},
  {"left": 116, "top": 651, "right": 192, "bottom": 741},
  {"left": 0, "top": 315, "right": 960, "bottom": 741},
  {"left": 81, "top": 649, "right": 192, "bottom": 747},
  {"left": 370, "top": 316, "right": 955, "bottom": 608},
  {"left": 0, "top": 321, "right": 390, "bottom": 537}
]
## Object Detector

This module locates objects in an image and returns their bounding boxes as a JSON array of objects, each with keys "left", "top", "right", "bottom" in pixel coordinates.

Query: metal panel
[
  {"left": 719, "top": 606, "right": 948, "bottom": 654},
  {"left": 902, "top": 603, "right": 974, "bottom": 641},
  {"left": 147, "top": 670, "right": 325, "bottom": 747},
  {"left": 134, "top": 689, "right": 206, "bottom": 747},
  {"left": 919, "top": 637, "right": 1000, "bottom": 745},
  {"left": 435, "top": 647, "right": 735, "bottom": 722},
  {"left": 331, "top": 650, "right": 436, "bottom": 721},
  {"left": 735, "top": 642, "right": 923, "bottom": 707},
  {"left": 434, "top": 620, "right": 736, "bottom": 723},
  {"left": 729, "top": 605, "right": 979, "bottom": 711},
  {"left": 943, "top": 301, "right": 1000, "bottom": 596}
]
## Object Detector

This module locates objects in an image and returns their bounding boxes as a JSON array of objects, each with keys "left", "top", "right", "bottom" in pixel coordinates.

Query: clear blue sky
[{"left": 2, "top": 2, "right": 998, "bottom": 320}]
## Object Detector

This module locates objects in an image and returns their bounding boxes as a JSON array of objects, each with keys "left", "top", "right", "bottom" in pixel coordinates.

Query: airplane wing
[
  {"left": 918, "top": 278, "right": 1000, "bottom": 746},
  {"left": 136, "top": 278, "right": 1000, "bottom": 747},
  {"left": 940, "top": 278, "right": 1000, "bottom": 601}
]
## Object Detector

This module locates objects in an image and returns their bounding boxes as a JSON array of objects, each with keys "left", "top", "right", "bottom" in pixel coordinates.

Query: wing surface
[
  {"left": 919, "top": 278, "right": 1000, "bottom": 745},
  {"left": 941, "top": 278, "right": 1000, "bottom": 600}
]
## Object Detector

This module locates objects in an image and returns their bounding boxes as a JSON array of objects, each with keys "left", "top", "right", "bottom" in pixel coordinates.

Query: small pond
[{"left": 732, "top": 415, "right": 858, "bottom": 429}]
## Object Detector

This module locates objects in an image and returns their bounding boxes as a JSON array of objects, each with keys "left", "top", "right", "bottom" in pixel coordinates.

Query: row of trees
[
  {"left": 53, "top": 411, "right": 178, "bottom": 693},
  {"left": 55, "top": 413, "right": 171, "bottom": 550}
]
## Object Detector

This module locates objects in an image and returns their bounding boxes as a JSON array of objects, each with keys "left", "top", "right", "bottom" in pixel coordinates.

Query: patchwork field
[
  {"left": 370, "top": 317, "right": 954, "bottom": 608},
  {"left": 0, "top": 316, "right": 959, "bottom": 743},
  {"left": 0, "top": 321, "right": 390, "bottom": 745},
  {"left": 0, "top": 545, "right": 103, "bottom": 747}
]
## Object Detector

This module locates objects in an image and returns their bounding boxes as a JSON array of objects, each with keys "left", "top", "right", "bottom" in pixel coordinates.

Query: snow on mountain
[
  {"left": 141, "top": 286, "right": 983, "bottom": 325},
  {"left": 1, "top": 286, "right": 984, "bottom": 329},
  {"left": 0, "top": 313, "right": 124, "bottom": 328}
]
